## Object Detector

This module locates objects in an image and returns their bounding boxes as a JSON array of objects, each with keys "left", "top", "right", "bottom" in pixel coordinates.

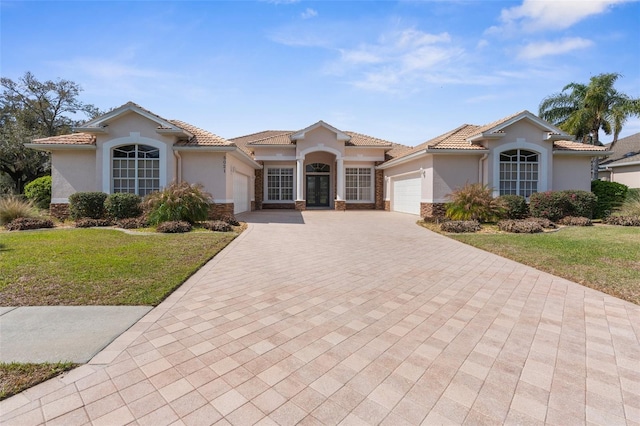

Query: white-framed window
[
  {"left": 267, "top": 168, "right": 294, "bottom": 201},
  {"left": 345, "top": 167, "right": 372, "bottom": 201},
  {"left": 112, "top": 144, "right": 160, "bottom": 196},
  {"left": 499, "top": 149, "right": 539, "bottom": 198}
]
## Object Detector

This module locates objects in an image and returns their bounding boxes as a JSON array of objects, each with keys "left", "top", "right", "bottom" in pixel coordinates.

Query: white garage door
[
  {"left": 233, "top": 173, "right": 249, "bottom": 214},
  {"left": 392, "top": 176, "right": 421, "bottom": 215}
]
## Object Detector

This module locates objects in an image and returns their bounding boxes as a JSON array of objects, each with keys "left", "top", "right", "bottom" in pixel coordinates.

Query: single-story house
[
  {"left": 599, "top": 133, "right": 640, "bottom": 189},
  {"left": 26, "top": 102, "right": 609, "bottom": 219}
]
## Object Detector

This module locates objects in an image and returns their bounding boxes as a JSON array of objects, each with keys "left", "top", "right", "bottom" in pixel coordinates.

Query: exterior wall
[
  {"left": 382, "top": 156, "right": 433, "bottom": 203},
  {"left": 227, "top": 152, "right": 257, "bottom": 207},
  {"left": 179, "top": 151, "right": 227, "bottom": 201},
  {"left": 208, "top": 203, "right": 234, "bottom": 219},
  {"left": 344, "top": 147, "right": 386, "bottom": 161},
  {"left": 420, "top": 202, "right": 447, "bottom": 219},
  {"left": 50, "top": 150, "right": 97, "bottom": 202},
  {"left": 552, "top": 156, "right": 593, "bottom": 191},
  {"left": 432, "top": 156, "right": 480, "bottom": 201},
  {"left": 606, "top": 164, "right": 640, "bottom": 188},
  {"left": 254, "top": 165, "right": 263, "bottom": 209},
  {"left": 296, "top": 127, "right": 346, "bottom": 157}
]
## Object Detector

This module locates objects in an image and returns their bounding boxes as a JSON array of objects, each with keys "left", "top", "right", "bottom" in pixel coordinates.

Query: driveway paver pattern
[{"left": 1, "top": 211, "right": 638, "bottom": 425}]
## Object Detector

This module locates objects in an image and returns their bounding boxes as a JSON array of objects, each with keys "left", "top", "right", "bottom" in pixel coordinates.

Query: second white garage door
[
  {"left": 392, "top": 176, "right": 421, "bottom": 215},
  {"left": 233, "top": 173, "right": 250, "bottom": 214}
]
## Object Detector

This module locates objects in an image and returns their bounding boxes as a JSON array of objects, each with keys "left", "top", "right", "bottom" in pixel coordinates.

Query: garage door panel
[
  {"left": 233, "top": 173, "right": 249, "bottom": 214},
  {"left": 392, "top": 176, "right": 420, "bottom": 215}
]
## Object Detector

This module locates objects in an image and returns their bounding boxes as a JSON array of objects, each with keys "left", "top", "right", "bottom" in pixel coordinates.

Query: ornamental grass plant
[
  {"left": 143, "top": 182, "right": 212, "bottom": 225},
  {"left": 0, "top": 196, "right": 37, "bottom": 225},
  {"left": 445, "top": 183, "right": 505, "bottom": 223}
]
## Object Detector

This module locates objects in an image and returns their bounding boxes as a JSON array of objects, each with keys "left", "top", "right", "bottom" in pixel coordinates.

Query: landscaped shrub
[
  {"left": 497, "top": 195, "right": 528, "bottom": 219},
  {"left": 75, "top": 218, "right": 113, "bottom": 228},
  {"left": 591, "top": 180, "right": 628, "bottom": 218},
  {"left": 24, "top": 176, "right": 52, "bottom": 209},
  {"left": 5, "top": 217, "right": 54, "bottom": 231},
  {"left": 221, "top": 215, "right": 240, "bottom": 226},
  {"left": 526, "top": 217, "right": 557, "bottom": 229},
  {"left": 558, "top": 216, "right": 593, "bottom": 226},
  {"left": 614, "top": 188, "right": 640, "bottom": 217},
  {"left": 116, "top": 217, "right": 147, "bottom": 229},
  {"left": 529, "top": 190, "right": 597, "bottom": 221},
  {"left": 143, "top": 182, "right": 211, "bottom": 225},
  {"left": 156, "top": 221, "right": 192, "bottom": 233},
  {"left": 68, "top": 192, "right": 108, "bottom": 220},
  {"left": 203, "top": 220, "right": 233, "bottom": 232},
  {"left": 440, "top": 220, "right": 481, "bottom": 233},
  {"left": 445, "top": 183, "right": 504, "bottom": 222},
  {"left": 105, "top": 193, "right": 142, "bottom": 219},
  {"left": 0, "top": 196, "right": 37, "bottom": 225},
  {"left": 497, "top": 219, "right": 544, "bottom": 233},
  {"left": 604, "top": 216, "right": 640, "bottom": 226}
]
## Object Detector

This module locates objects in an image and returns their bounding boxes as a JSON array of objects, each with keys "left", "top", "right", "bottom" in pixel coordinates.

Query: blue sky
[{"left": 2, "top": 0, "right": 639, "bottom": 146}]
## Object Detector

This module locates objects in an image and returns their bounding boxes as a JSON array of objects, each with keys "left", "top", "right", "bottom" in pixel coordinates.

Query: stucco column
[
  {"left": 336, "top": 158, "right": 344, "bottom": 201},
  {"left": 296, "top": 157, "right": 304, "bottom": 201}
]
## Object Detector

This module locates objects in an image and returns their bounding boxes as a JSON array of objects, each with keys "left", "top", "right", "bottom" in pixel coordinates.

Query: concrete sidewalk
[
  {"left": 1, "top": 210, "right": 638, "bottom": 425},
  {"left": 0, "top": 306, "right": 152, "bottom": 363}
]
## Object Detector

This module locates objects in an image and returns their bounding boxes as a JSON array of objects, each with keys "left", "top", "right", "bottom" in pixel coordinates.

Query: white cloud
[
  {"left": 301, "top": 8, "right": 317, "bottom": 19},
  {"left": 518, "top": 37, "right": 594, "bottom": 59},
  {"left": 492, "top": 0, "right": 631, "bottom": 33}
]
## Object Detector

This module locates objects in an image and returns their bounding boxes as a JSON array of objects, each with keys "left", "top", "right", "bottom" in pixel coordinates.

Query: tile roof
[
  {"left": 31, "top": 133, "right": 96, "bottom": 145},
  {"left": 232, "top": 129, "right": 395, "bottom": 148},
  {"left": 600, "top": 133, "right": 640, "bottom": 166},
  {"left": 344, "top": 131, "right": 393, "bottom": 147},
  {"left": 553, "top": 140, "right": 609, "bottom": 152},
  {"left": 170, "top": 120, "right": 233, "bottom": 147}
]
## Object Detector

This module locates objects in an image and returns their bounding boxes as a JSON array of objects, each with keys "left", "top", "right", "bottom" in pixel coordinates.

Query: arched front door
[{"left": 305, "top": 163, "right": 330, "bottom": 207}]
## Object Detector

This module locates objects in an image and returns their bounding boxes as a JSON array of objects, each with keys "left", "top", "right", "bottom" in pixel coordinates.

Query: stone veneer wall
[
  {"left": 334, "top": 200, "right": 346, "bottom": 211},
  {"left": 384, "top": 200, "right": 390, "bottom": 211},
  {"left": 420, "top": 202, "right": 447, "bottom": 219},
  {"left": 254, "top": 165, "right": 263, "bottom": 210},
  {"left": 375, "top": 163, "right": 384, "bottom": 210},
  {"left": 50, "top": 203, "right": 70, "bottom": 220},
  {"left": 263, "top": 203, "right": 295, "bottom": 209},
  {"left": 346, "top": 203, "right": 375, "bottom": 210},
  {"left": 209, "top": 203, "right": 234, "bottom": 219},
  {"left": 295, "top": 201, "right": 306, "bottom": 211}
]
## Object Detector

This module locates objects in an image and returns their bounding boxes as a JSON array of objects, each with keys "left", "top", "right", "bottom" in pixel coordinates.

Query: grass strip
[{"left": 0, "top": 362, "right": 77, "bottom": 400}]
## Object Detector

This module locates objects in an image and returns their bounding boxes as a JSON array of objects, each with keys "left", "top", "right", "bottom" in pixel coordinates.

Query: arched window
[
  {"left": 113, "top": 144, "right": 160, "bottom": 196},
  {"left": 499, "top": 149, "right": 539, "bottom": 198},
  {"left": 306, "top": 163, "right": 330, "bottom": 173}
]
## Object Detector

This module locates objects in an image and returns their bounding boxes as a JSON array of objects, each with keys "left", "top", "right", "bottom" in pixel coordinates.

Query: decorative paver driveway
[{"left": 1, "top": 211, "right": 638, "bottom": 425}]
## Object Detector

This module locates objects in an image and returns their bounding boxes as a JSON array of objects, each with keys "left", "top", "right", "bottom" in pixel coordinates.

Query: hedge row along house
[{"left": 26, "top": 102, "right": 610, "bottom": 219}]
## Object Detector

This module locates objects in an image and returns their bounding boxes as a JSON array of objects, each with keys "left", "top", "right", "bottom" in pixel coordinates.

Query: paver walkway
[{"left": 1, "top": 211, "right": 638, "bottom": 425}]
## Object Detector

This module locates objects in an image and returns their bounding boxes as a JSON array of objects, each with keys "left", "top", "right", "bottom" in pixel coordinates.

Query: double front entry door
[{"left": 306, "top": 175, "right": 330, "bottom": 207}]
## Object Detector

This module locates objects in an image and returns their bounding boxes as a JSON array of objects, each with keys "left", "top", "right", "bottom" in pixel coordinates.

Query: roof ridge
[{"left": 229, "top": 130, "right": 292, "bottom": 141}]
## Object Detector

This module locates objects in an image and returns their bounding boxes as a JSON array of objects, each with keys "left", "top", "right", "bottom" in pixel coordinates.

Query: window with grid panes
[
  {"left": 267, "top": 168, "right": 294, "bottom": 201},
  {"left": 499, "top": 149, "right": 539, "bottom": 198},
  {"left": 112, "top": 144, "right": 160, "bottom": 196},
  {"left": 345, "top": 168, "right": 372, "bottom": 201}
]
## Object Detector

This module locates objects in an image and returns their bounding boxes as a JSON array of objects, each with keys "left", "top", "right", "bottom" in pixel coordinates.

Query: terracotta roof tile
[
  {"left": 32, "top": 133, "right": 96, "bottom": 145},
  {"left": 170, "top": 120, "right": 233, "bottom": 147},
  {"left": 344, "top": 131, "right": 393, "bottom": 147},
  {"left": 553, "top": 140, "right": 609, "bottom": 151}
]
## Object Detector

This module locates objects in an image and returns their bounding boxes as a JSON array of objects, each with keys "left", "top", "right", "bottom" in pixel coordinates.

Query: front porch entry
[{"left": 306, "top": 175, "right": 330, "bottom": 207}]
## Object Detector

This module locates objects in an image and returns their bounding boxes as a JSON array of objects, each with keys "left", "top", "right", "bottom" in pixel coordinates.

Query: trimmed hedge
[
  {"left": 497, "top": 195, "right": 528, "bottom": 219},
  {"left": 440, "top": 220, "right": 481, "bottom": 233},
  {"left": 75, "top": 218, "right": 113, "bottom": 228},
  {"left": 116, "top": 217, "right": 147, "bottom": 229},
  {"left": 591, "top": 180, "right": 628, "bottom": 218},
  {"left": 69, "top": 192, "right": 108, "bottom": 220},
  {"left": 105, "top": 193, "right": 142, "bottom": 219},
  {"left": 526, "top": 217, "right": 557, "bottom": 229},
  {"left": 529, "top": 190, "right": 597, "bottom": 221},
  {"left": 5, "top": 217, "right": 54, "bottom": 231},
  {"left": 558, "top": 216, "right": 593, "bottom": 226},
  {"left": 203, "top": 220, "right": 233, "bottom": 232},
  {"left": 604, "top": 216, "right": 640, "bottom": 226},
  {"left": 221, "top": 215, "right": 240, "bottom": 226},
  {"left": 24, "top": 176, "right": 52, "bottom": 209},
  {"left": 497, "top": 219, "right": 544, "bottom": 233},
  {"left": 156, "top": 221, "right": 192, "bottom": 233}
]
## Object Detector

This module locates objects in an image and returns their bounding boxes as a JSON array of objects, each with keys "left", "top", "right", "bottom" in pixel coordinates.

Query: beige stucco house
[
  {"left": 599, "top": 133, "right": 640, "bottom": 189},
  {"left": 27, "top": 102, "right": 609, "bottom": 219}
]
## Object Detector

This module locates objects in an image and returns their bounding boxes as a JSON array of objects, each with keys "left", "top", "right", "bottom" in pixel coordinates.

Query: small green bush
[
  {"left": 75, "top": 218, "right": 113, "bottom": 228},
  {"left": 24, "top": 176, "right": 52, "bottom": 209},
  {"left": 529, "top": 190, "right": 597, "bottom": 221},
  {"left": 497, "top": 195, "right": 528, "bottom": 219},
  {"left": 440, "top": 220, "right": 481, "bottom": 233},
  {"left": 604, "top": 216, "right": 640, "bottom": 226},
  {"left": 5, "top": 217, "right": 54, "bottom": 231},
  {"left": 445, "top": 183, "right": 504, "bottom": 223},
  {"left": 105, "top": 193, "right": 142, "bottom": 219},
  {"left": 0, "top": 196, "right": 37, "bottom": 225},
  {"left": 68, "top": 192, "right": 108, "bottom": 220},
  {"left": 156, "top": 221, "right": 192, "bottom": 233},
  {"left": 203, "top": 220, "right": 233, "bottom": 232},
  {"left": 591, "top": 180, "right": 628, "bottom": 218},
  {"left": 143, "top": 182, "right": 211, "bottom": 225},
  {"left": 116, "top": 217, "right": 147, "bottom": 229},
  {"left": 497, "top": 219, "right": 544, "bottom": 233},
  {"left": 558, "top": 216, "right": 593, "bottom": 226}
]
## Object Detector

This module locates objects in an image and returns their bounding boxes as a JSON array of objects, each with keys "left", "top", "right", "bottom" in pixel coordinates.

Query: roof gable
[
  {"left": 291, "top": 121, "right": 351, "bottom": 142},
  {"left": 466, "top": 110, "right": 567, "bottom": 142}
]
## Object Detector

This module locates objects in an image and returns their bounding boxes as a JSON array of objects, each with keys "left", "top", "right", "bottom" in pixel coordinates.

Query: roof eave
[
  {"left": 157, "top": 128, "right": 193, "bottom": 138},
  {"left": 173, "top": 146, "right": 236, "bottom": 152},
  {"left": 25, "top": 143, "right": 96, "bottom": 151},
  {"left": 466, "top": 133, "right": 504, "bottom": 143},
  {"left": 553, "top": 150, "right": 612, "bottom": 156},
  {"left": 600, "top": 160, "right": 640, "bottom": 168},
  {"left": 74, "top": 126, "right": 109, "bottom": 134}
]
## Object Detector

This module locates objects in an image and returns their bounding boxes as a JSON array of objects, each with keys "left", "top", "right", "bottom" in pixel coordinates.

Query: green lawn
[
  {"left": 0, "top": 228, "right": 238, "bottom": 306},
  {"left": 445, "top": 225, "right": 640, "bottom": 305},
  {"left": 0, "top": 362, "right": 76, "bottom": 400}
]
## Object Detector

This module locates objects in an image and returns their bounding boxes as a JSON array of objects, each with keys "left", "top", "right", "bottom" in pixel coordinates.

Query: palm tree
[{"left": 539, "top": 73, "right": 640, "bottom": 178}]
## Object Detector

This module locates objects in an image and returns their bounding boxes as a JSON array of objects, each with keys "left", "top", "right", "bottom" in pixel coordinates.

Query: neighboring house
[
  {"left": 599, "top": 133, "right": 640, "bottom": 188},
  {"left": 27, "top": 103, "right": 609, "bottom": 219}
]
